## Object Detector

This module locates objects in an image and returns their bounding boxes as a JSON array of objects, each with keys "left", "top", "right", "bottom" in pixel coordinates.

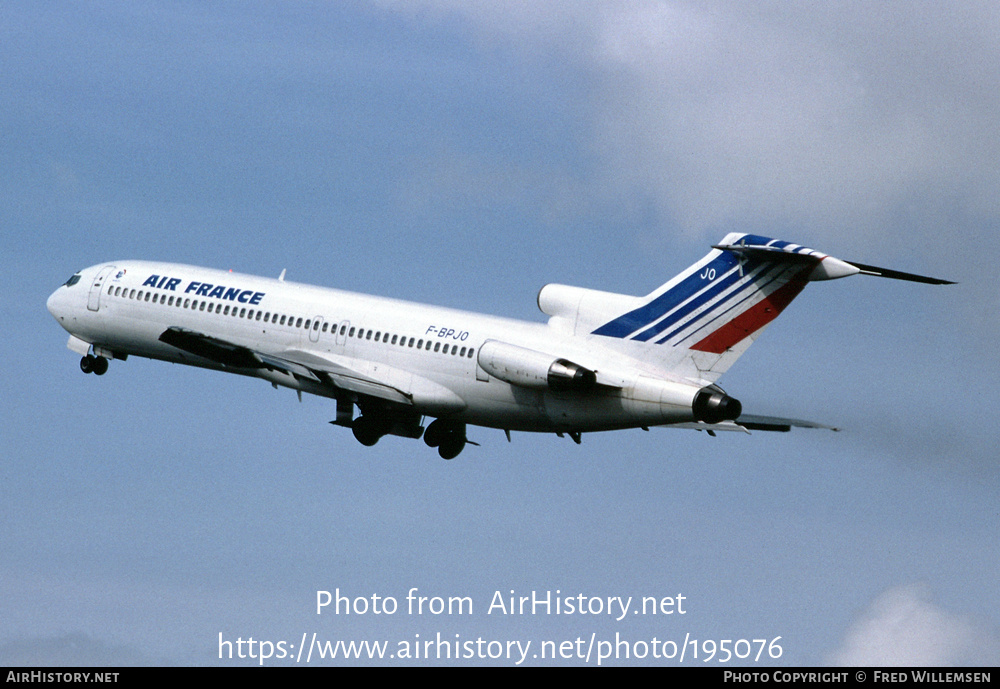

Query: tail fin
[{"left": 589, "top": 233, "right": 951, "bottom": 383}]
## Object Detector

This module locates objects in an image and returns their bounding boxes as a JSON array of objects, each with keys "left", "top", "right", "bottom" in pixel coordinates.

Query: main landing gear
[
  {"left": 348, "top": 414, "right": 469, "bottom": 459},
  {"left": 351, "top": 415, "right": 389, "bottom": 447},
  {"left": 79, "top": 354, "right": 108, "bottom": 376},
  {"left": 423, "top": 419, "right": 467, "bottom": 460}
]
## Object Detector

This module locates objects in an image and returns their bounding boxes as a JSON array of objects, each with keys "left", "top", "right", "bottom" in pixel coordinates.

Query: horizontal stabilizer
[
  {"left": 844, "top": 261, "right": 955, "bottom": 285},
  {"left": 736, "top": 414, "right": 840, "bottom": 432},
  {"left": 711, "top": 243, "right": 823, "bottom": 265},
  {"left": 713, "top": 241, "right": 955, "bottom": 284},
  {"left": 663, "top": 414, "right": 839, "bottom": 433}
]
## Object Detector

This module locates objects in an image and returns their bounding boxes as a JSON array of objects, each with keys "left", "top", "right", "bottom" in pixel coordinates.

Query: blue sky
[{"left": 2, "top": 1, "right": 998, "bottom": 666}]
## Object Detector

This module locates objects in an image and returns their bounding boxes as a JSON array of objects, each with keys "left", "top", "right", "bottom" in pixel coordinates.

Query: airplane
[{"left": 47, "top": 233, "right": 952, "bottom": 459}]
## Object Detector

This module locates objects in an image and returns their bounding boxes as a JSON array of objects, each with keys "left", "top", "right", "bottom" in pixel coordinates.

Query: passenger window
[
  {"left": 468, "top": 348, "right": 474, "bottom": 358},
  {"left": 434, "top": 342, "right": 440, "bottom": 352},
  {"left": 295, "top": 318, "right": 303, "bottom": 328},
  {"left": 408, "top": 338, "right": 415, "bottom": 347},
  {"left": 391, "top": 335, "right": 398, "bottom": 345},
  {"left": 199, "top": 302, "right": 206, "bottom": 311},
  {"left": 418, "top": 339, "right": 424, "bottom": 349},
  {"left": 257, "top": 311, "right": 263, "bottom": 321},
  {"left": 304, "top": 319, "right": 310, "bottom": 329},
  {"left": 130, "top": 289, "right": 136, "bottom": 299},
  {"left": 366, "top": 330, "right": 372, "bottom": 340},
  {"left": 349, "top": 327, "right": 355, "bottom": 337},
  {"left": 322, "top": 323, "right": 328, "bottom": 332},
  {"left": 183, "top": 298, "right": 190, "bottom": 308},
  {"left": 248, "top": 310, "right": 255, "bottom": 319},
  {"left": 240, "top": 308, "right": 246, "bottom": 318},
  {"left": 280, "top": 315, "right": 286, "bottom": 325},
  {"left": 340, "top": 325, "right": 347, "bottom": 335},
  {"left": 460, "top": 347, "right": 466, "bottom": 357}
]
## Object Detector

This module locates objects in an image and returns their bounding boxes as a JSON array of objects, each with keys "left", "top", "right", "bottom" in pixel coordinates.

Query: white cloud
[
  {"left": 828, "top": 583, "right": 1000, "bottom": 666},
  {"left": 374, "top": 1, "right": 1000, "bottom": 249}
]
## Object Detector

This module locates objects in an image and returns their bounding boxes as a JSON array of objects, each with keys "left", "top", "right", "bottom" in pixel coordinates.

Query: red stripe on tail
[{"left": 690, "top": 275, "right": 809, "bottom": 354}]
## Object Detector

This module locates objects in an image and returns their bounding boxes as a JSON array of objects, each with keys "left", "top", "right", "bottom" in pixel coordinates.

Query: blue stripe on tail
[
  {"left": 590, "top": 234, "right": 787, "bottom": 342},
  {"left": 591, "top": 252, "right": 739, "bottom": 338}
]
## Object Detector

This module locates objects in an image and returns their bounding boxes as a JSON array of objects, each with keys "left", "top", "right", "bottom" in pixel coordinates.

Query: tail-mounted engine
[
  {"left": 477, "top": 340, "right": 597, "bottom": 392},
  {"left": 625, "top": 377, "right": 743, "bottom": 426},
  {"left": 693, "top": 388, "right": 743, "bottom": 424}
]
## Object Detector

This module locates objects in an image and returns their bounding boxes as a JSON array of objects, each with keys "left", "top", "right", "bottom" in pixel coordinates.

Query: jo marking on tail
[{"left": 47, "top": 233, "right": 952, "bottom": 459}]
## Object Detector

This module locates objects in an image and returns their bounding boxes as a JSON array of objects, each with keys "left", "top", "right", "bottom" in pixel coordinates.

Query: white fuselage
[{"left": 47, "top": 261, "right": 708, "bottom": 436}]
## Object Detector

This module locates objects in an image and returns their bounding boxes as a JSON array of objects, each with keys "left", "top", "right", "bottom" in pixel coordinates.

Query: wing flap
[
  {"left": 159, "top": 327, "right": 263, "bottom": 369},
  {"left": 158, "top": 330, "right": 466, "bottom": 413},
  {"left": 279, "top": 349, "right": 466, "bottom": 413},
  {"left": 278, "top": 349, "right": 413, "bottom": 405}
]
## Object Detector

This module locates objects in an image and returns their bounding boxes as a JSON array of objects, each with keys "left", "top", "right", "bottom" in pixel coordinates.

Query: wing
[{"left": 158, "top": 327, "right": 464, "bottom": 413}]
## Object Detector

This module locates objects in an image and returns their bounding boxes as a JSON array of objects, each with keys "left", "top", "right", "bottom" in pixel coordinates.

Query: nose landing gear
[{"left": 80, "top": 355, "right": 108, "bottom": 376}]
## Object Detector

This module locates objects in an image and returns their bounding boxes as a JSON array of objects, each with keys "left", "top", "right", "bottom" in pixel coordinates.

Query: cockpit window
[{"left": 63, "top": 273, "right": 82, "bottom": 287}]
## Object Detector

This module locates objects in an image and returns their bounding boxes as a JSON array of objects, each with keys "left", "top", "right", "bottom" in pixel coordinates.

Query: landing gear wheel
[
  {"left": 423, "top": 419, "right": 446, "bottom": 448},
  {"left": 352, "top": 416, "right": 384, "bottom": 447},
  {"left": 437, "top": 433, "right": 467, "bottom": 460},
  {"left": 92, "top": 356, "right": 108, "bottom": 376},
  {"left": 80, "top": 355, "right": 95, "bottom": 374}
]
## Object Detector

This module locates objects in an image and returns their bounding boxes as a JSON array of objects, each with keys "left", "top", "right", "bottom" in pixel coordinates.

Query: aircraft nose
[
  {"left": 47, "top": 282, "right": 73, "bottom": 323},
  {"left": 46, "top": 288, "right": 62, "bottom": 319}
]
